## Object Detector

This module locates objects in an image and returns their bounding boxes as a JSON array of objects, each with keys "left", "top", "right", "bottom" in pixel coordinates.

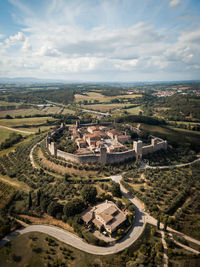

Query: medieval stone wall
[{"left": 46, "top": 122, "right": 167, "bottom": 165}]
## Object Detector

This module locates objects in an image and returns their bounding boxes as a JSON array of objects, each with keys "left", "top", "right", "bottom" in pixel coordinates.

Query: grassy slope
[
  {"left": 0, "top": 117, "right": 56, "bottom": 128},
  {"left": 0, "top": 128, "right": 29, "bottom": 144}
]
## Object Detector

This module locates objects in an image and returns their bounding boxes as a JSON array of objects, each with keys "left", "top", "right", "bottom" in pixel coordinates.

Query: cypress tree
[{"left": 28, "top": 192, "right": 32, "bottom": 209}]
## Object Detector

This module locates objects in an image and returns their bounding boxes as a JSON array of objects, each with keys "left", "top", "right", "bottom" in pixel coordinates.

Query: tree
[
  {"left": 81, "top": 185, "right": 97, "bottom": 204},
  {"left": 63, "top": 198, "right": 85, "bottom": 217},
  {"left": 40, "top": 195, "right": 51, "bottom": 212},
  {"left": 116, "top": 200, "right": 122, "bottom": 209},
  {"left": 111, "top": 182, "right": 121, "bottom": 197},
  {"left": 28, "top": 191, "right": 32, "bottom": 209},
  {"left": 47, "top": 202, "right": 62, "bottom": 217},
  {"left": 157, "top": 217, "right": 160, "bottom": 230},
  {"left": 164, "top": 218, "right": 168, "bottom": 231},
  {"left": 36, "top": 190, "right": 41, "bottom": 206}
]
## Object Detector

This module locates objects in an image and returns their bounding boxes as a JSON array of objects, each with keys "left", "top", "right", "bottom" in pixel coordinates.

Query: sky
[{"left": 0, "top": 0, "right": 200, "bottom": 82}]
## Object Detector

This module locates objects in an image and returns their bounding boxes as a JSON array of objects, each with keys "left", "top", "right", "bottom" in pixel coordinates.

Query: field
[
  {"left": 140, "top": 123, "right": 200, "bottom": 151},
  {"left": 0, "top": 100, "right": 23, "bottom": 107},
  {"left": 75, "top": 92, "right": 142, "bottom": 103},
  {"left": 82, "top": 103, "right": 134, "bottom": 112},
  {"left": 0, "top": 117, "right": 56, "bottom": 128},
  {"left": 0, "top": 128, "right": 29, "bottom": 144},
  {"left": 126, "top": 105, "right": 142, "bottom": 115},
  {"left": 0, "top": 107, "right": 63, "bottom": 118}
]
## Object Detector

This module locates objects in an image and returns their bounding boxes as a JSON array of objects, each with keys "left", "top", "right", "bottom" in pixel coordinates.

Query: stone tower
[
  {"left": 100, "top": 147, "right": 107, "bottom": 165},
  {"left": 133, "top": 140, "right": 143, "bottom": 160}
]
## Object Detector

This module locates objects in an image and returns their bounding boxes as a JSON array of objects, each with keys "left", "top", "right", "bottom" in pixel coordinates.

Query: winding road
[
  {"left": 1, "top": 146, "right": 200, "bottom": 262},
  {"left": 0, "top": 173, "right": 146, "bottom": 254}
]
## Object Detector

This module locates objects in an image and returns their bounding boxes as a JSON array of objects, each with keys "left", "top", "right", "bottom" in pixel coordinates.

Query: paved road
[
  {"left": 144, "top": 158, "right": 200, "bottom": 170},
  {"left": 82, "top": 108, "right": 110, "bottom": 117},
  {"left": 0, "top": 173, "right": 146, "bottom": 255},
  {"left": 1, "top": 167, "right": 199, "bottom": 259},
  {"left": 0, "top": 212, "right": 145, "bottom": 255},
  {"left": 0, "top": 125, "right": 34, "bottom": 134}
]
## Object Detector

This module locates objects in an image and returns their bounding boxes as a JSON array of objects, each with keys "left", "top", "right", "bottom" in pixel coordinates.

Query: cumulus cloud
[
  {"left": 5, "top": 32, "right": 25, "bottom": 47},
  {"left": 1, "top": 0, "right": 200, "bottom": 81},
  {"left": 169, "top": 0, "right": 180, "bottom": 8}
]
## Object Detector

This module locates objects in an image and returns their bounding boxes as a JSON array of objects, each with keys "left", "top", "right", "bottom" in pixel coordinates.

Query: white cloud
[
  {"left": 169, "top": 0, "right": 180, "bottom": 8},
  {"left": 1, "top": 0, "right": 200, "bottom": 81},
  {"left": 22, "top": 37, "right": 32, "bottom": 52},
  {"left": 5, "top": 32, "right": 25, "bottom": 47}
]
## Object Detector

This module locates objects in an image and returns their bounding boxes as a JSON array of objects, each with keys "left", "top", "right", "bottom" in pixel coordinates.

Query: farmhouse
[{"left": 81, "top": 201, "right": 127, "bottom": 233}]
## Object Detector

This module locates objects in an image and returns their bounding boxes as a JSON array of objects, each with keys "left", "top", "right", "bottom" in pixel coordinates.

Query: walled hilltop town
[{"left": 46, "top": 121, "right": 167, "bottom": 165}]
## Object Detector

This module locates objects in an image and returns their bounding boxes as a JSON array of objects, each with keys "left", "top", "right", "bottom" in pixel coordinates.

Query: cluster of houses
[{"left": 69, "top": 125, "right": 131, "bottom": 154}]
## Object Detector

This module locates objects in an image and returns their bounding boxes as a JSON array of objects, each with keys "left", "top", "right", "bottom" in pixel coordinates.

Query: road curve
[
  {"left": 0, "top": 174, "right": 146, "bottom": 255},
  {"left": 0, "top": 208, "right": 145, "bottom": 255}
]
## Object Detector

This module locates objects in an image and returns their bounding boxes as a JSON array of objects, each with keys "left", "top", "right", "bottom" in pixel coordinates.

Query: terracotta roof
[
  {"left": 107, "top": 129, "right": 121, "bottom": 135},
  {"left": 118, "top": 135, "right": 131, "bottom": 139}
]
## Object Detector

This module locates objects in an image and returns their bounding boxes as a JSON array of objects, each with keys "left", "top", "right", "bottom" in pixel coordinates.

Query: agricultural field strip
[
  {"left": 75, "top": 92, "right": 142, "bottom": 103},
  {"left": 29, "top": 138, "right": 45, "bottom": 169},
  {"left": 160, "top": 230, "right": 168, "bottom": 267},
  {"left": 168, "top": 233, "right": 200, "bottom": 254},
  {"left": 0, "top": 125, "right": 34, "bottom": 134}
]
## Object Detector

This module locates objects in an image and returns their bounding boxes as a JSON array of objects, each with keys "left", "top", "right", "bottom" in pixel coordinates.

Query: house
[
  {"left": 87, "top": 126, "right": 99, "bottom": 134},
  {"left": 76, "top": 138, "right": 87, "bottom": 148},
  {"left": 107, "top": 129, "right": 122, "bottom": 140},
  {"left": 81, "top": 201, "right": 127, "bottom": 233},
  {"left": 99, "top": 126, "right": 107, "bottom": 132},
  {"left": 115, "top": 134, "right": 131, "bottom": 144}
]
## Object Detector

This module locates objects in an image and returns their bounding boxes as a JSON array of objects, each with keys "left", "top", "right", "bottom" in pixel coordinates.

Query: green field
[
  {"left": 0, "top": 106, "right": 66, "bottom": 118},
  {"left": 124, "top": 106, "right": 142, "bottom": 115},
  {"left": 0, "top": 117, "right": 56, "bottom": 128},
  {"left": 0, "top": 101, "right": 23, "bottom": 107},
  {"left": 61, "top": 108, "right": 76, "bottom": 115},
  {"left": 140, "top": 123, "right": 200, "bottom": 151},
  {"left": 0, "top": 128, "right": 30, "bottom": 144},
  {"left": 82, "top": 103, "right": 134, "bottom": 112}
]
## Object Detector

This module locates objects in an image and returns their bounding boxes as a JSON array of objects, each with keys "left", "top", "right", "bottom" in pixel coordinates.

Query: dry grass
[
  {"left": 20, "top": 214, "right": 75, "bottom": 233},
  {"left": 38, "top": 148, "right": 97, "bottom": 176}
]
